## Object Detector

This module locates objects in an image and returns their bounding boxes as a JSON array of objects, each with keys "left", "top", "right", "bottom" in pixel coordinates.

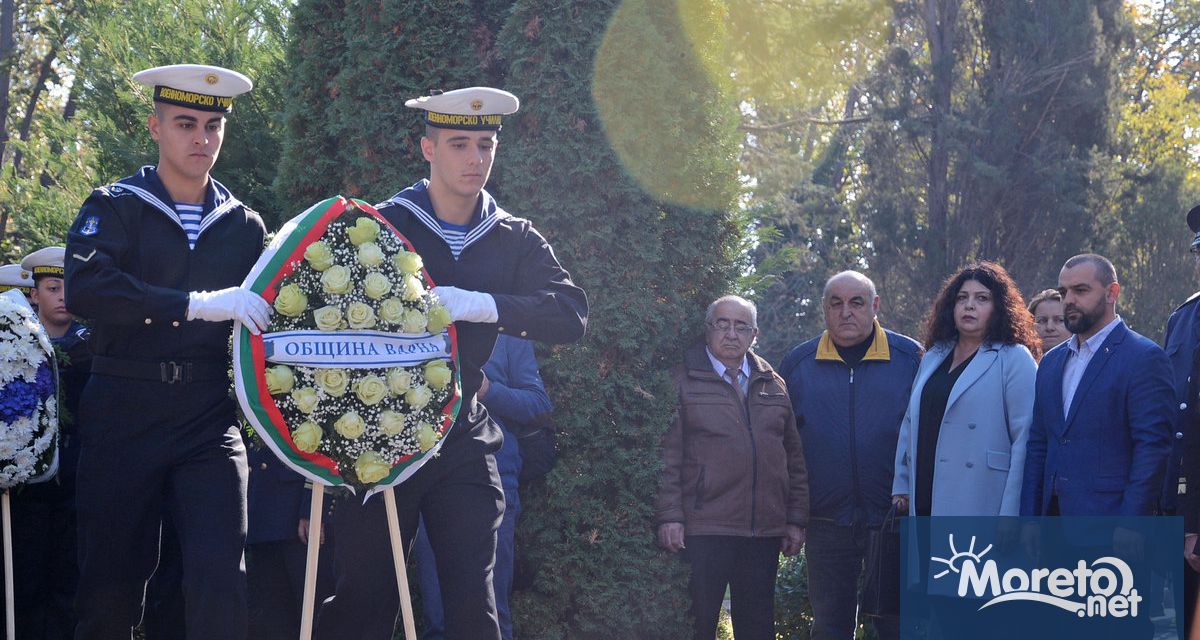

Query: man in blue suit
[{"left": 1021, "top": 254, "right": 1174, "bottom": 517}]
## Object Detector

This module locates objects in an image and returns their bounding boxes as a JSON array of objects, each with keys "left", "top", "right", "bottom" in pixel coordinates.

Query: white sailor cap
[
  {"left": 20, "top": 247, "right": 65, "bottom": 280},
  {"left": 0, "top": 264, "right": 34, "bottom": 293},
  {"left": 405, "top": 87, "right": 519, "bottom": 131},
  {"left": 133, "top": 64, "right": 253, "bottom": 113}
]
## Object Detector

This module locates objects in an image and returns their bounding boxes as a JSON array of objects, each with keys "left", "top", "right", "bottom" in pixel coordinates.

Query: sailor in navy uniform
[
  {"left": 0, "top": 247, "right": 90, "bottom": 639},
  {"left": 0, "top": 264, "right": 34, "bottom": 301},
  {"left": 1170, "top": 204, "right": 1200, "bottom": 635},
  {"left": 64, "top": 64, "right": 270, "bottom": 640},
  {"left": 314, "top": 87, "right": 587, "bottom": 640}
]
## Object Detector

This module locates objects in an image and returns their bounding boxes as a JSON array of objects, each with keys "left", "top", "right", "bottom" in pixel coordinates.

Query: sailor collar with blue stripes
[
  {"left": 380, "top": 179, "right": 509, "bottom": 259},
  {"left": 100, "top": 165, "right": 243, "bottom": 242}
]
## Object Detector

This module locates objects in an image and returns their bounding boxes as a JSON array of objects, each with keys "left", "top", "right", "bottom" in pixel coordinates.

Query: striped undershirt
[
  {"left": 437, "top": 218, "right": 471, "bottom": 259},
  {"left": 176, "top": 202, "right": 204, "bottom": 249}
]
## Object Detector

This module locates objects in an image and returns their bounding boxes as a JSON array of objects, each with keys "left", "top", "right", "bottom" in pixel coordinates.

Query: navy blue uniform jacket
[
  {"left": 376, "top": 180, "right": 586, "bottom": 463},
  {"left": 63, "top": 165, "right": 266, "bottom": 362}
]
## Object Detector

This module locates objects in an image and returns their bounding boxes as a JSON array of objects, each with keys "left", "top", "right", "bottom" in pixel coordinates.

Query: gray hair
[
  {"left": 823, "top": 270, "right": 877, "bottom": 301},
  {"left": 705, "top": 295, "right": 757, "bottom": 328}
]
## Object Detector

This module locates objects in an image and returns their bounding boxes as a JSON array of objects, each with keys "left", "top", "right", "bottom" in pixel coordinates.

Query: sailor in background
[{"left": 0, "top": 247, "right": 90, "bottom": 639}]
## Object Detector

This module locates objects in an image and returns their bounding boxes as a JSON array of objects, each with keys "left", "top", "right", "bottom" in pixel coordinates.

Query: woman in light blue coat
[{"left": 892, "top": 262, "right": 1041, "bottom": 516}]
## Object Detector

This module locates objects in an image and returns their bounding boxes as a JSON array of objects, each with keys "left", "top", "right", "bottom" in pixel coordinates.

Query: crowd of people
[
  {"left": 1, "top": 63, "right": 586, "bottom": 640},
  {"left": 656, "top": 242, "right": 1200, "bottom": 638},
  {"left": 3, "top": 56, "right": 1200, "bottom": 640}
]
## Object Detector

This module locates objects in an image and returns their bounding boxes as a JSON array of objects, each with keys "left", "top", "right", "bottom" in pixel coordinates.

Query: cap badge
[
  {"left": 205, "top": 73, "right": 219, "bottom": 85},
  {"left": 470, "top": 100, "right": 483, "bottom": 111}
]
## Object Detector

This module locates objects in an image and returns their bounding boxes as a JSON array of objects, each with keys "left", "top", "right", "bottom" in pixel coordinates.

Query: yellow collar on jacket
[{"left": 815, "top": 320, "right": 891, "bottom": 363}]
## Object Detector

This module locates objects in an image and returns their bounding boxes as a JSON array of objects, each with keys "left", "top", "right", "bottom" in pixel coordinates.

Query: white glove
[
  {"left": 432, "top": 286, "right": 498, "bottom": 323},
  {"left": 187, "top": 287, "right": 271, "bottom": 335}
]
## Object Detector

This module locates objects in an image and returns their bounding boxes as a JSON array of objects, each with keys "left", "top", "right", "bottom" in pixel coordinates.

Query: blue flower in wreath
[
  {"left": 34, "top": 362, "right": 53, "bottom": 401},
  {"left": 0, "top": 378, "right": 39, "bottom": 424}
]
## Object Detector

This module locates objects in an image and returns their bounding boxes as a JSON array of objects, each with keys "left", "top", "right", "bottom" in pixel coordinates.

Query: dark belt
[{"left": 91, "top": 355, "right": 228, "bottom": 384}]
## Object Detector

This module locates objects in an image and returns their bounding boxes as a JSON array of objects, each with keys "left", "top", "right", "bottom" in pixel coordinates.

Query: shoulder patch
[{"left": 79, "top": 216, "right": 100, "bottom": 236}]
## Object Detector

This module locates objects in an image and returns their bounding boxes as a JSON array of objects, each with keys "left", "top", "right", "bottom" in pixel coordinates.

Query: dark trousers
[
  {"left": 415, "top": 482, "right": 520, "bottom": 640},
  {"left": 246, "top": 538, "right": 336, "bottom": 640},
  {"left": 314, "top": 451, "right": 504, "bottom": 640},
  {"left": 142, "top": 519, "right": 185, "bottom": 640},
  {"left": 73, "top": 376, "right": 248, "bottom": 640},
  {"left": 684, "top": 535, "right": 780, "bottom": 640},
  {"left": 806, "top": 520, "right": 899, "bottom": 640},
  {"left": 0, "top": 485, "right": 77, "bottom": 640},
  {"left": 1186, "top": 561, "right": 1199, "bottom": 638}
]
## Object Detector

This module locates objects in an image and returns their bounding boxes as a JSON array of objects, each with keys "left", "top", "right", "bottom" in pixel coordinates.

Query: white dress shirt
[
  {"left": 1061, "top": 315, "right": 1121, "bottom": 419},
  {"left": 705, "top": 347, "right": 750, "bottom": 396}
]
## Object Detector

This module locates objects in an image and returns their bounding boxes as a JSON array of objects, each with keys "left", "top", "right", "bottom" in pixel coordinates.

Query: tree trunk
[
  {"left": 0, "top": 0, "right": 15, "bottom": 166},
  {"left": 41, "top": 86, "right": 75, "bottom": 188},
  {"left": 12, "top": 46, "right": 58, "bottom": 176},
  {"left": 923, "top": 0, "right": 959, "bottom": 275}
]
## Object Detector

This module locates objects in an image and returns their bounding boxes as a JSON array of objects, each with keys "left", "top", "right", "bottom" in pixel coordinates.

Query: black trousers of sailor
[
  {"left": 314, "top": 450, "right": 504, "bottom": 640},
  {"left": 73, "top": 374, "right": 248, "bottom": 640}
]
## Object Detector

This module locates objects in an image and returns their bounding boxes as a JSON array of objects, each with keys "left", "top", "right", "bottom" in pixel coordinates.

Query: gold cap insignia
[
  {"left": 470, "top": 100, "right": 484, "bottom": 111},
  {"left": 205, "top": 73, "right": 219, "bottom": 85}
]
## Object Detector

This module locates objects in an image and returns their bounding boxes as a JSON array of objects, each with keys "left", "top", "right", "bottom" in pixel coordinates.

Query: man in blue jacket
[
  {"left": 1021, "top": 254, "right": 1173, "bottom": 517},
  {"left": 413, "top": 334, "right": 552, "bottom": 640},
  {"left": 779, "top": 271, "right": 921, "bottom": 640}
]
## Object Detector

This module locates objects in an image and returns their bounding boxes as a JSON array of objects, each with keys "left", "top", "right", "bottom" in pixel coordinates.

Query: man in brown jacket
[{"left": 655, "top": 295, "right": 809, "bottom": 640}]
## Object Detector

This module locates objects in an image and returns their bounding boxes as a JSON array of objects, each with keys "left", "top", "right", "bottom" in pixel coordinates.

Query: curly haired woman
[{"left": 892, "top": 261, "right": 1041, "bottom": 516}]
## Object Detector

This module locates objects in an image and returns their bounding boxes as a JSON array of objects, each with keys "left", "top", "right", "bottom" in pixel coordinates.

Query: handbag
[{"left": 862, "top": 503, "right": 901, "bottom": 617}]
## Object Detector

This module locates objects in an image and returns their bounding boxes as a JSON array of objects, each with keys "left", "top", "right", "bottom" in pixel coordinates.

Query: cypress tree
[
  {"left": 497, "top": 0, "right": 740, "bottom": 636},
  {"left": 277, "top": 0, "right": 510, "bottom": 207}
]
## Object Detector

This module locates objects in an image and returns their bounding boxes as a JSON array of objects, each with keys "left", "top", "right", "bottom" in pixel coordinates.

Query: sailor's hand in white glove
[
  {"left": 187, "top": 287, "right": 271, "bottom": 335},
  {"left": 432, "top": 286, "right": 498, "bottom": 323}
]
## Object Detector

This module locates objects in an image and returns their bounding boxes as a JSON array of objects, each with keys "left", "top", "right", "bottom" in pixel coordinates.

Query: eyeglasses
[{"left": 707, "top": 320, "right": 755, "bottom": 336}]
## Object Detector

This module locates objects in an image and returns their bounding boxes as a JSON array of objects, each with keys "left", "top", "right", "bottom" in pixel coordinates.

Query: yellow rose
[
  {"left": 313, "top": 305, "right": 344, "bottom": 332},
  {"left": 354, "top": 375, "right": 389, "bottom": 406},
  {"left": 264, "top": 365, "right": 295, "bottom": 395},
  {"left": 379, "top": 298, "right": 405, "bottom": 324},
  {"left": 425, "top": 304, "right": 452, "bottom": 334},
  {"left": 292, "top": 421, "right": 322, "bottom": 453},
  {"left": 354, "top": 451, "right": 391, "bottom": 484},
  {"left": 393, "top": 250, "right": 424, "bottom": 275},
  {"left": 347, "top": 217, "right": 381, "bottom": 246},
  {"left": 321, "top": 265, "right": 353, "bottom": 295},
  {"left": 346, "top": 302, "right": 377, "bottom": 329},
  {"left": 379, "top": 410, "right": 406, "bottom": 436},
  {"left": 424, "top": 360, "right": 452, "bottom": 390},
  {"left": 415, "top": 422, "right": 439, "bottom": 452},
  {"left": 400, "top": 275, "right": 425, "bottom": 302},
  {"left": 363, "top": 272, "right": 392, "bottom": 300},
  {"left": 357, "top": 242, "right": 384, "bottom": 268},
  {"left": 304, "top": 241, "right": 335, "bottom": 271},
  {"left": 314, "top": 368, "right": 350, "bottom": 397},
  {"left": 274, "top": 284, "right": 308, "bottom": 317},
  {"left": 405, "top": 384, "right": 433, "bottom": 410},
  {"left": 291, "top": 386, "right": 320, "bottom": 413},
  {"left": 334, "top": 411, "right": 366, "bottom": 439},
  {"left": 387, "top": 368, "right": 414, "bottom": 395},
  {"left": 400, "top": 308, "right": 426, "bottom": 334}
]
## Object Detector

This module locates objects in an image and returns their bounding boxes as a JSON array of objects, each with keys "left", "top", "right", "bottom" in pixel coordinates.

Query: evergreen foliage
[
  {"left": 276, "top": 0, "right": 509, "bottom": 209},
  {"left": 497, "top": 0, "right": 740, "bottom": 636},
  {"left": 73, "top": 0, "right": 290, "bottom": 225}
]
